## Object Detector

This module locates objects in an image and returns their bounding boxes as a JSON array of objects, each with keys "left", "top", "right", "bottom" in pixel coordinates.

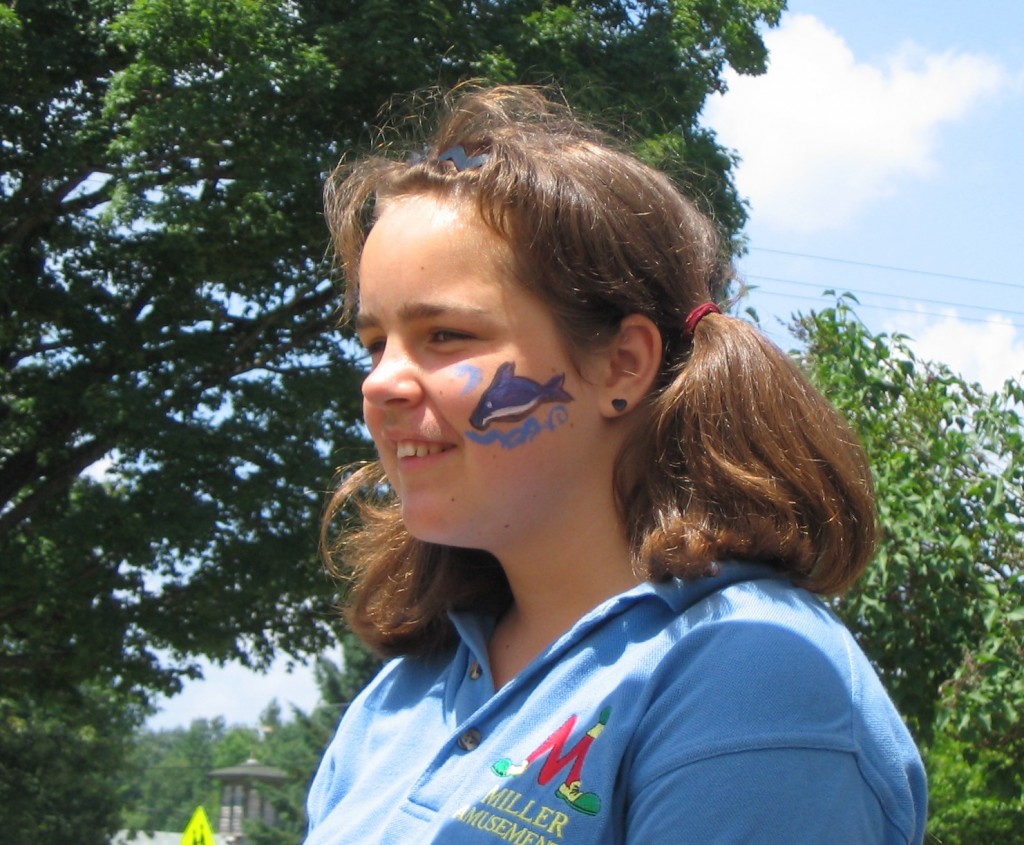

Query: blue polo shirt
[{"left": 305, "top": 563, "right": 927, "bottom": 844}]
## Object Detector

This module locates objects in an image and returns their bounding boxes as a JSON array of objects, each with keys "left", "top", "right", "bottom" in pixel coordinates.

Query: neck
[
  {"left": 478, "top": 418, "right": 638, "bottom": 686},
  {"left": 486, "top": 502, "right": 639, "bottom": 688}
]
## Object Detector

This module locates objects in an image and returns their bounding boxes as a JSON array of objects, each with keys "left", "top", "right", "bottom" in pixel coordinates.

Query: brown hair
[{"left": 321, "top": 85, "right": 876, "bottom": 657}]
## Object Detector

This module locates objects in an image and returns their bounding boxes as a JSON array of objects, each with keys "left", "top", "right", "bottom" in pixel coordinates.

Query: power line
[
  {"left": 748, "top": 247, "right": 1024, "bottom": 292},
  {"left": 744, "top": 274, "right": 1024, "bottom": 322},
  {"left": 747, "top": 287, "right": 1024, "bottom": 330}
]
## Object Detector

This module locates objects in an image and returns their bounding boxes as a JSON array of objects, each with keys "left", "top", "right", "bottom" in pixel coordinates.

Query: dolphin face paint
[
  {"left": 468, "top": 362, "right": 574, "bottom": 431},
  {"left": 464, "top": 362, "right": 574, "bottom": 450}
]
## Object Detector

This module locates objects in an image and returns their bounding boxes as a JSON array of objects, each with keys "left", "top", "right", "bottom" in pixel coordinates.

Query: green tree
[
  {"left": 119, "top": 717, "right": 257, "bottom": 833},
  {"left": 796, "top": 296, "right": 1024, "bottom": 841},
  {"left": 117, "top": 636, "right": 380, "bottom": 844},
  {"left": 3, "top": 2, "right": 781, "bottom": 840},
  {"left": 2, "top": 0, "right": 780, "bottom": 704},
  {"left": 0, "top": 683, "right": 140, "bottom": 842}
]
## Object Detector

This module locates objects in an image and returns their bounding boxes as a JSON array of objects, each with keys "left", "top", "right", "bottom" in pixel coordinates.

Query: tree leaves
[
  {"left": 117, "top": 637, "right": 381, "bottom": 841},
  {"left": 797, "top": 295, "right": 1024, "bottom": 837},
  {"left": 2, "top": 0, "right": 779, "bottom": 710},
  {"left": 2, "top": 2, "right": 782, "bottom": 839}
]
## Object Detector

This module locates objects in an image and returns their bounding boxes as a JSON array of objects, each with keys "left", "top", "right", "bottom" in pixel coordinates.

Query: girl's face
[{"left": 355, "top": 195, "right": 617, "bottom": 559}]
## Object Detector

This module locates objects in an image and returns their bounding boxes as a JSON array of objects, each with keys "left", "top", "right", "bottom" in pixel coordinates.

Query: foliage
[
  {"left": 924, "top": 731, "right": 1024, "bottom": 845},
  {"left": 795, "top": 295, "right": 1024, "bottom": 839},
  {"left": 1, "top": 0, "right": 780, "bottom": 706},
  {"left": 120, "top": 717, "right": 250, "bottom": 833},
  {"left": 2, "top": 2, "right": 780, "bottom": 839},
  {"left": 0, "top": 684, "right": 141, "bottom": 845},
  {"left": 119, "top": 637, "right": 381, "bottom": 843},
  {"left": 2, "top": 0, "right": 365, "bottom": 712}
]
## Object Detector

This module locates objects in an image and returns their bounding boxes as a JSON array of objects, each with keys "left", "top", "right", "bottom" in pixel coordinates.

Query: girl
[{"left": 306, "top": 85, "right": 927, "bottom": 844}]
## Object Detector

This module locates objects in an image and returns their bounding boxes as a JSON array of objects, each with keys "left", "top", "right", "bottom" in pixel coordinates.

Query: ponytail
[{"left": 623, "top": 311, "right": 877, "bottom": 594}]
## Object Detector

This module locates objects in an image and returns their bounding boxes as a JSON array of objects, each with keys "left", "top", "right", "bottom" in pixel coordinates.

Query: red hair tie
[{"left": 684, "top": 302, "right": 721, "bottom": 341}]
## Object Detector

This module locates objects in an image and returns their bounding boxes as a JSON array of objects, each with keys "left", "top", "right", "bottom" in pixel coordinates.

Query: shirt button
[
  {"left": 457, "top": 728, "right": 482, "bottom": 751},
  {"left": 469, "top": 661, "right": 482, "bottom": 680}
]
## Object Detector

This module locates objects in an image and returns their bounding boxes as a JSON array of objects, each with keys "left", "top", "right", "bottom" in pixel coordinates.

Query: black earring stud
[{"left": 612, "top": 398, "right": 628, "bottom": 413}]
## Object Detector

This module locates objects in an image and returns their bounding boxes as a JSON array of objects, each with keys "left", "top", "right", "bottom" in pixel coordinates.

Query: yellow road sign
[{"left": 182, "top": 806, "right": 217, "bottom": 845}]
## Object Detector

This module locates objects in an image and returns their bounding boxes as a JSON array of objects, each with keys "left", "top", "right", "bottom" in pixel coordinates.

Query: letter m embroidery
[{"left": 527, "top": 706, "right": 610, "bottom": 786}]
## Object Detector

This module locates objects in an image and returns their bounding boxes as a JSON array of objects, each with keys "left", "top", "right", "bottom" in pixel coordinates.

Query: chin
[
  {"left": 400, "top": 507, "right": 458, "bottom": 545},
  {"left": 400, "top": 508, "right": 487, "bottom": 551}
]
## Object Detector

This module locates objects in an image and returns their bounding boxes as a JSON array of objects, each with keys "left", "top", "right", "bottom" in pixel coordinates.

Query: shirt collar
[{"left": 449, "top": 561, "right": 785, "bottom": 658}]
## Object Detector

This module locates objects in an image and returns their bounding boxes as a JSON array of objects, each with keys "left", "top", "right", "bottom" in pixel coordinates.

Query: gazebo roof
[{"left": 209, "top": 757, "right": 288, "bottom": 784}]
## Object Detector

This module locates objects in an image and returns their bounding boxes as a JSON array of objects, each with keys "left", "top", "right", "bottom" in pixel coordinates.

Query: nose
[{"left": 361, "top": 342, "right": 424, "bottom": 408}]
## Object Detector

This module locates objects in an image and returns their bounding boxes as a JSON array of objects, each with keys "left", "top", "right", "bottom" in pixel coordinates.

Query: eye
[
  {"left": 358, "top": 334, "right": 386, "bottom": 365},
  {"left": 430, "top": 329, "right": 473, "bottom": 344}
]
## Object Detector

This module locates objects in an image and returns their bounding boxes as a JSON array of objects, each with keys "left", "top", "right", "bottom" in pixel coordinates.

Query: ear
[{"left": 596, "top": 314, "right": 662, "bottom": 419}]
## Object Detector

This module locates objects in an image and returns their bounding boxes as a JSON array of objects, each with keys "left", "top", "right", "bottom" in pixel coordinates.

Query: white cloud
[
  {"left": 704, "top": 14, "right": 1006, "bottom": 232},
  {"left": 886, "top": 309, "right": 1024, "bottom": 393},
  {"left": 147, "top": 654, "right": 325, "bottom": 730}
]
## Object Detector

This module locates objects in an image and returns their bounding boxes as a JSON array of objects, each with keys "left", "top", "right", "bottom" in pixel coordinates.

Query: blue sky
[
  {"left": 147, "top": 1, "right": 1024, "bottom": 730},
  {"left": 707, "top": 0, "right": 1024, "bottom": 390}
]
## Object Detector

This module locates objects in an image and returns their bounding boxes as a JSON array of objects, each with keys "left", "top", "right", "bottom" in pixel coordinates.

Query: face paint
[
  {"left": 467, "top": 362, "right": 574, "bottom": 431},
  {"left": 465, "top": 405, "right": 571, "bottom": 449},
  {"left": 456, "top": 362, "right": 484, "bottom": 395}
]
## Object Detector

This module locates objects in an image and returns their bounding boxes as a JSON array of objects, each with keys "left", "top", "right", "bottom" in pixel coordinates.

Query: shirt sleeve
[
  {"left": 619, "top": 589, "right": 926, "bottom": 844},
  {"left": 625, "top": 746, "right": 910, "bottom": 844}
]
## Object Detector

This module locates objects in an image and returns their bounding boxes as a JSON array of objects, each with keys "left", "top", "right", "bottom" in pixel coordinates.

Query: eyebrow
[{"left": 354, "top": 301, "right": 491, "bottom": 331}]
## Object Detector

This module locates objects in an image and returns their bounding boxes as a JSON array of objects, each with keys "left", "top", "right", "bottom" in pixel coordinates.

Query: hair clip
[
  {"left": 437, "top": 145, "right": 488, "bottom": 171},
  {"left": 406, "top": 146, "right": 429, "bottom": 166}
]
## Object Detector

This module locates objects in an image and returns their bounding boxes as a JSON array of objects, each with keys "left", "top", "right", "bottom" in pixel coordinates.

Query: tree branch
[{"left": 0, "top": 436, "right": 114, "bottom": 538}]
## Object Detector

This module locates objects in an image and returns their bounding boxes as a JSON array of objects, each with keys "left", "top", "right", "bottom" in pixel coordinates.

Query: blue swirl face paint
[
  {"left": 468, "top": 362, "right": 574, "bottom": 431},
  {"left": 456, "top": 363, "right": 484, "bottom": 396},
  {"left": 465, "top": 406, "right": 571, "bottom": 449}
]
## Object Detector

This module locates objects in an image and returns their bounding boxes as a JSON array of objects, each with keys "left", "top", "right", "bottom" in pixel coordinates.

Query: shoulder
[
  {"left": 333, "top": 647, "right": 456, "bottom": 735},
  {"left": 643, "top": 578, "right": 863, "bottom": 752},
  {"left": 622, "top": 576, "right": 926, "bottom": 843}
]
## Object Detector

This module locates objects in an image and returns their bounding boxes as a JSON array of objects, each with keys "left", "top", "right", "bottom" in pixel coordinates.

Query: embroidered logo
[{"left": 491, "top": 706, "right": 611, "bottom": 817}]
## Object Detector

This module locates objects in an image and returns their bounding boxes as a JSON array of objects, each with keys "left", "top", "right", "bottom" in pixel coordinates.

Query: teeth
[{"left": 397, "top": 441, "right": 446, "bottom": 458}]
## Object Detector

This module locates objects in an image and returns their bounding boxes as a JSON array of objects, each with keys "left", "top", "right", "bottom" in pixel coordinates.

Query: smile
[{"left": 396, "top": 441, "right": 450, "bottom": 459}]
